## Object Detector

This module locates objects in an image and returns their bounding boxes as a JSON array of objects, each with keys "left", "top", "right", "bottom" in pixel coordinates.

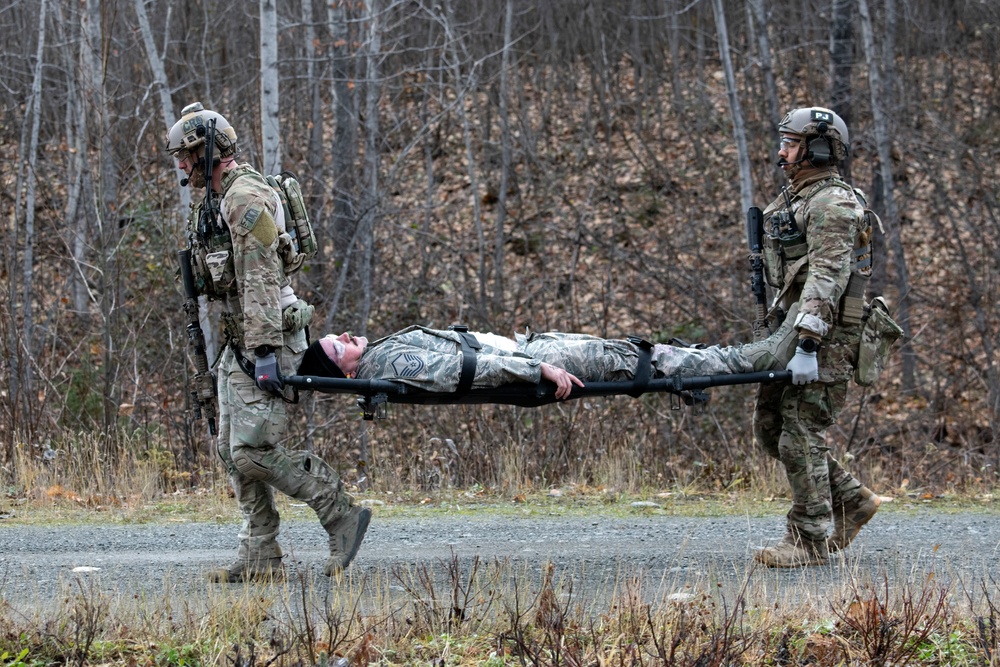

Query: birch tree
[
  {"left": 260, "top": 0, "right": 281, "bottom": 175},
  {"left": 8, "top": 0, "right": 48, "bottom": 434},
  {"left": 493, "top": 0, "right": 514, "bottom": 316},
  {"left": 711, "top": 0, "right": 754, "bottom": 212},
  {"left": 135, "top": 0, "right": 191, "bottom": 216},
  {"left": 358, "top": 0, "right": 382, "bottom": 335}
]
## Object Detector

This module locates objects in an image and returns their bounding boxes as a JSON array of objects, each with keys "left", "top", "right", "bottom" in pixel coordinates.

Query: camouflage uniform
[
  {"left": 213, "top": 164, "right": 364, "bottom": 578},
  {"left": 756, "top": 171, "right": 870, "bottom": 552},
  {"left": 353, "top": 322, "right": 798, "bottom": 390}
]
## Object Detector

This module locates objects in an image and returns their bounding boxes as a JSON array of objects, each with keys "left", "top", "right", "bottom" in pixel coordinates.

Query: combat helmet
[
  {"left": 166, "top": 102, "right": 238, "bottom": 159},
  {"left": 778, "top": 107, "right": 849, "bottom": 166}
]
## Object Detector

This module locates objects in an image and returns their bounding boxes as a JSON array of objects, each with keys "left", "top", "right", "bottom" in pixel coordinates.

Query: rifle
[
  {"left": 179, "top": 248, "right": 217, "bottom": 435},
  {"left": 746, "top": 206, "right": 770, "bottom": 340}
]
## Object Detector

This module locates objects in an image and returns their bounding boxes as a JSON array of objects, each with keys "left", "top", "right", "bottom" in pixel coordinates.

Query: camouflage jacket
[
  {"left": 353, "top": 328, "right": 754, "bottom": 392},
  {"left": 219, "top": 164, "right": 289, "bottom": 351},
  {"left": 762, "top": 170, "right": 865, "bottom": 338},
  {"left": 762, "top": 170, "right": 867, "bottom": 383}
]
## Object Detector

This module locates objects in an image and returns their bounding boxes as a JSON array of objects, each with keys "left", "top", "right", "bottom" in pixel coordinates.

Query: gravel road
[{"left": 3, "top": 506, "right": 1000, "bottom": 614}]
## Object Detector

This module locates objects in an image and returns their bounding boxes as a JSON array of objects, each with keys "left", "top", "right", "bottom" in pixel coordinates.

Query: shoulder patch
[
  {"left": 239, "top": 204, "right": 264, "bottom": 232},
  {"left": 238, "top": 204, "right": 278, "bottom": 246}
]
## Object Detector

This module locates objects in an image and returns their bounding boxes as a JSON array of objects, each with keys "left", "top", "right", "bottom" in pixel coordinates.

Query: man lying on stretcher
[{"left": 297, "top": 304, "right": 803, "bottom": 400}]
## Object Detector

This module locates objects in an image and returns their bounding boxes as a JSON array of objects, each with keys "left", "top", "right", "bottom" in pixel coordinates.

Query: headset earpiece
[{"left": 806, "top": 136, "right": 833, "bottom": 167}]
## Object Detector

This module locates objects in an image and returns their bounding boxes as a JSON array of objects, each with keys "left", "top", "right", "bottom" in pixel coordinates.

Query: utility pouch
[
  {"left": 854, "top": 296, "right": 903, "bottom": 387},
  {"left": 205, "top": 250, "right": 232, "bottom": 287},
  {"left": 761, "top": 235, "right": 783, "bottom": 288},
  {"left": 282, "top": 299, "right": 314, "bottom": 333}
]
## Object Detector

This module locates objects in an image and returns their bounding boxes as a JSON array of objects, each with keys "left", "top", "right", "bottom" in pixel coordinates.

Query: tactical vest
[
  {"left": 184, "top": 166, "right": 316, "bottom": 302},
  {"left": 761, "top": 177, "right": 879, "bottom": 326}
]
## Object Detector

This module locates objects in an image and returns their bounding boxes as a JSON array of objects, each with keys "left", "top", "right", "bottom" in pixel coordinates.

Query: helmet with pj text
[
  {"left": 166, "top": 102, "right": 238, "bottom": 158},
  {"left": 778, "top": 107, "right": 849, "bottom": 165}
]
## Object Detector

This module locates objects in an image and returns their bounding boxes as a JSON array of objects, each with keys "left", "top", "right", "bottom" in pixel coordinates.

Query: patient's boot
[
  {"left": 739, "top": 303, "right": 800, "bottom": 371},
  {"left": 323, "top": 505, "right": 372, "bottom": 576},
  {"left": 754, "top": 530, "right": 828, "bottom": 568},
  {"left": 828, "top": 486, "right": 881, "bottom": 553}
]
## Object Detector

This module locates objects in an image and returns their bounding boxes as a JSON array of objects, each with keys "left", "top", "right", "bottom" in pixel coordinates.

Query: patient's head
[{"left": 298, "top": 333, "right": 369, "bottom": 378}]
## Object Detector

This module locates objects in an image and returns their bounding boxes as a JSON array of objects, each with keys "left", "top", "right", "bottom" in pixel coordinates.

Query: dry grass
[
  {"left": 1, "top": 548, "right": 995, "bottom": 666},
  {"left": 3, "top": 431, "right": 1000, "bottom": 665}
]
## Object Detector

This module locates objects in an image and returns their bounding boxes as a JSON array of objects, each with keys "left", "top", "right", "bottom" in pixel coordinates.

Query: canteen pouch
[{"left": 854, "top": 296, "right": 903, "bottom": 386}]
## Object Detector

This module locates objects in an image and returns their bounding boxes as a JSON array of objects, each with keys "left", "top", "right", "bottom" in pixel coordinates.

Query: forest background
[{"left": 1, "top": 0, "right": 998, "bottom": 500}]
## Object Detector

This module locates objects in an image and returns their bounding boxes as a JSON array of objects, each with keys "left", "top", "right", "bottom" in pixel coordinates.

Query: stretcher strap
[
  {"left": 626, "top": 336, "right": 653, "bottom": 398},
  {"left": 453, "top": 329, "right": 482, "bottom": 393}
]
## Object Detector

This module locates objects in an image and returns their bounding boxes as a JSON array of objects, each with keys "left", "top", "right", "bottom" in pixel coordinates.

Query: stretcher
[{"left": 284, "top": 369, "right": 792, "bottom": 420}]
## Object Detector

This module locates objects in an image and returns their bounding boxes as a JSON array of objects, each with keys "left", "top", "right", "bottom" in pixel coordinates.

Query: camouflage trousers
[
  {"left": 752, "top": 321, "right": 865, "bottom": 542},
  {"left": 216, "top": 329, "right": 349, "bottom": 559}
]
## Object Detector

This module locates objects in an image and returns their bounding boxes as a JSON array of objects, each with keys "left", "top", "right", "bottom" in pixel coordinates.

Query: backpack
[{"left": 266, "top": 172, "right": 318, "bottom": 260}]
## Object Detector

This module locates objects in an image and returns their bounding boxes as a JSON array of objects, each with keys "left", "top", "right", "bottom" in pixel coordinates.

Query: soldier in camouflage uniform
[
  {"left": 750, "top": 107, "right": 881, "bottom": 568},
  {"left": 298, "top": 319, "right": 803, "bottom": 400},
  {"left": 167, "top": 103, "right": 369, "bottom": 583}
]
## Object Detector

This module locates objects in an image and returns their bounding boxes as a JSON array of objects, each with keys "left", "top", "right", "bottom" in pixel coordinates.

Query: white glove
[{"left": 786, "top": 347, "right": 819, "bottom": 385}]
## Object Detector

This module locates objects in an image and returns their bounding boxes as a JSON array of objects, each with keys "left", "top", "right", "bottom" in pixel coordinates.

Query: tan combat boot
[
  {"left": 207, "top": 554, "right": 285, "bottom": 583},
  {"left": 754, "top": 532, "right": 829, "bottom": 568},
  {"left": 324, "top": 505, "right": 372, "bottom": 577},
  {"left": 739, "top": 303, "right": 800, "bottom": 372},
  {"left": 828, "top": 486, "right": 880, "bottom": 553}
]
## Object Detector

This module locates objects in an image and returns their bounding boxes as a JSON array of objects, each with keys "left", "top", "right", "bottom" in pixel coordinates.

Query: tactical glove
[
  {"left": 254, "top": 352, "right": 284, "bottom": 393},
  {"left": 786, "top": 348, "right": 819, "bottom": 385}
]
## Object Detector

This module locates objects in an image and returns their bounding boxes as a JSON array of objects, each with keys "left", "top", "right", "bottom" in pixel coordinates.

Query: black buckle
[
  {"left": 359, "top": 393, "right": 389, "bottom": 420},
  {"left": 627, "top": 336, "right": 653, "bottom": 398}
]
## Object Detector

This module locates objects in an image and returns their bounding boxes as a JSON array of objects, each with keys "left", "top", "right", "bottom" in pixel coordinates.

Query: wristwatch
[
  {"left": 797, "top": 338, "right": 820, "bottom": 354},
  {"left": 254, "top": 344, "right": 275, "bottom": 357}
]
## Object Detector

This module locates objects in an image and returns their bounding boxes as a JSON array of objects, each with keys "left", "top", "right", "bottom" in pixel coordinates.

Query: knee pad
[{"left": 233, "top": 449, "right": 273, "bottom": 481}]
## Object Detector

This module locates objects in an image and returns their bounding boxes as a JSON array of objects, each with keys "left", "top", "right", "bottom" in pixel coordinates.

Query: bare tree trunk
[
  {"left": 747, "top": 0, "right": 783, "bottom": 187},
  {"left": 858, "top": 0, "right": 916, "bottom": 392},
  {"left": 81, "top": 0, "right": 123, "bottom": 438},
  {"left": 830, "top": 0, "right": 855, "bottom": 181},
  {"left": 260, "top": 0, "right": 281, "bottom": 175},
  {"left": 358, "top": 0, "right": 381, "bottom": 337},
  {"left": 747, "top": 0, "right": 780, "bottom": 133},
  {"left": 303, "top": 0, "right": 325, "bottom": 197},
  {"left": 665, "top": 0, "right": 684, "bottom": 116},
  {"left": 711, "top": 0, "right": 754, "bottom": 211},
  {"left": 442, "top": 0, "right": 487, "bottom": 322},
  {"left": 322, "top": 0, "right": 359, "bottom": 332},
  {"left": 10, "top": 0, "right": 48, "bottom": 436},
  {"left": 493, "top": 0, "right": 514, "bottom": 319}
]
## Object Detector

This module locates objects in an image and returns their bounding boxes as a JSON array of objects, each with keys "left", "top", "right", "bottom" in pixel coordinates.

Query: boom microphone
[{"left": 180, "top": 177, "right": 189, "bottom": 186}]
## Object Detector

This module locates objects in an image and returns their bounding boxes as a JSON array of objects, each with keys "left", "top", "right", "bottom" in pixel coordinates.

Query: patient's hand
[{"left": 540, "top": 363, "right": 584, "bottom": 399}]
